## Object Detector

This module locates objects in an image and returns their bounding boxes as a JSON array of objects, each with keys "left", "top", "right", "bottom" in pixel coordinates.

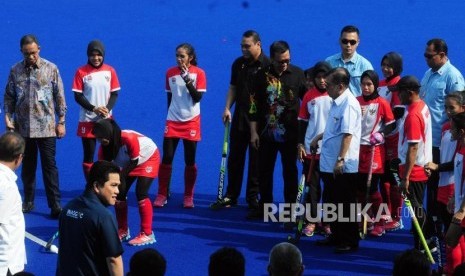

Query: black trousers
[
  {"left": 426, "top": 147, "right": 440, "bottom": 231},
  {"left": 225, "top": 122, "right": 259, "bottom": 203},
  {"left": 258, "top": 138, "right": 298, "bottom": 204},
  {"left": 22, "top": 137, "right": 61, "bottom": 209},
  {"left": 321, "top": 172, "right": 359, "bottom": 247},
  {"left": 407, "top": 180, "right": 431, "bottom": 249}
]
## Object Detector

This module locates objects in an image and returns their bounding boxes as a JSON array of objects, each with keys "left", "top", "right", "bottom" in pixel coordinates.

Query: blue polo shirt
[
  {"left": 57, "top": 191, "right": 123, "bottom": 276},
  {"left": 420, "top": 60, "right": 465, "bottom": 147},
  {"left": 325, "top": 52, "right": 373, "bottom": 96},
  {"left": 320, "top": 89, "right": 362, "bottom": 173}
]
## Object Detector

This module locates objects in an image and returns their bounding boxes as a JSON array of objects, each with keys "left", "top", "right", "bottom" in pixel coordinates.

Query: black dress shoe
[
  {"left": 50, "top": 207, "right": 62, "bottom": 219},
  {"left": 334, "top": 244, "right": 359, "bottom": 253},
  {"left": 22, "top": 202, "right": 34, "bottom": 213},
  {"left": 316, "top": 236, "right": 337, "bottom": 246}
]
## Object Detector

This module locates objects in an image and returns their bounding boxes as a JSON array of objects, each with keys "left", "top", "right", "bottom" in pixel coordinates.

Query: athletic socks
[
  {"left": 184, "top": 164, "right": 197, "bottom": 208},
  {"left": 138, "top": 198, "right": 153, "bottom": 235},
  {"left": 154, "top": 164, "right": 172, "bottom": 207},
  {"left": 82, "top": 162, "right": 93, "bottom": 182},
  {"left": 115, "top": 200, "right": 128, "bottom": 231}
]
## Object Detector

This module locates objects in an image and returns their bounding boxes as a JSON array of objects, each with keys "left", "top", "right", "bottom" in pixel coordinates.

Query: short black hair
[
  {"left": 0, "top": 132, "right": 25, "bottom": 162},
  {"left": 20, "top": 34, "right": 39, "bottom": 48},
  {"left": 209, "top": 247, "right": 245, "bottom": 276},
  {"left": 85, "top": 160, "right": 121, "bottom": 190},
  {"left": 340, "top": 25, "right": 360, "bottom": 36},
  {"left": 392, "top": 249, "right": 431, "bottom": 276},
  {"left": 242, "top": 30, "right": 261, "bottom": 43},
  {"left": 270, "top": 40, "right": 289, "bottom": 59},
  {"left": 381, "top": 52, "right": 403, "bottom": 77},
  {"left": 128, "top": 248, "right": 166, "bottom": 276},
  {"left": 427, "top": 38, "right": 448, "bottom": 56},
  {"left": 325, "top": 67, "right": 350, "bottom": 87}
]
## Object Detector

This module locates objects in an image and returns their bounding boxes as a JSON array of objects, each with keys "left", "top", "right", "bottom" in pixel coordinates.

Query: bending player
[{"left": 93, "top": 118, "right": 159, "bottom": 246}]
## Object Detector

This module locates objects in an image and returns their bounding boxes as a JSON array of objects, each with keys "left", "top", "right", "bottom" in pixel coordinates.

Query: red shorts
[
  {"left": 77, "top": 122, "right": 96, "bottom": 138},
  {"left": 437, "top": 184, "right": 454, "bottom": 205},
  {"left": 128, "top": 149, "right": 160, "bottom": 178},
  {"left": 358, "top": 144, "right": 385, "bottom": 174},
  {"left": 164, "top": 115, "right": 201, "bottom": 141}
]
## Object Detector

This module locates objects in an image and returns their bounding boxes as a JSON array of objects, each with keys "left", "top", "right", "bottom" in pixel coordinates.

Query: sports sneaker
[
  {"left": 385, "top": 219, "right": 404, "bottom": 232},
  {"left": 303, "top": 223, "right": 316, "bottom": 237},
  {"left": 118, "top": 228, "right": 131, "bottom": 242},
  {"left": 210, "top": 197, "right": 237, "bottom": 209},
  {"left": 183, "top": 196, "right": 194, "bottom": 208},
  {"left": 369, "top": 225, "right": 385, "bottom": 237},
  {"left": 419, "top": 238, "right": 438, "bottom": 254},
  {"left": 153, "top": 195, "right": 167, "bottom": 208},
  {"left": 128, "top": 232, "right": 156, "bottom": 246}
]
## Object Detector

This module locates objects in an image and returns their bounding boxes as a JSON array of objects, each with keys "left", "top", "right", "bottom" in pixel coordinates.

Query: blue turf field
[{"left": 1, "top": 0, "right": 465, "bottom": 275}]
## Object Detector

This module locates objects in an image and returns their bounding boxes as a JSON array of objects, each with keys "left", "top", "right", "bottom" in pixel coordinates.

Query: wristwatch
[{"left": 337, "top": 156, "right": 345, "bottom": 162}]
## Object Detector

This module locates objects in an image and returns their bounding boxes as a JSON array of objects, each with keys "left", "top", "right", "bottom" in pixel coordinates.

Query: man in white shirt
[
  {"left": 0, "top": 132, "right": 26, "bottom": 275},
  {"left": 316, "top": 68, "right": 362, "bottom": 253}
]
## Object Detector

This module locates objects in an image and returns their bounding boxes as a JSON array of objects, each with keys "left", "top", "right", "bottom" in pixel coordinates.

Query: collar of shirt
[
  {"left": 0, "top": 163, "right": 18, "bottom": 182},
  {"left": 432, "top": 59, "right": 451, "bottom": 76},
  {"left": 22, "top": 57, "right": 42, "bottom": 69},
  {"left": 338, "top": 52, "right": 359, "bottom": 64},
  {"left": 333, "top": 88, "right": 350, "bottom": 106}
]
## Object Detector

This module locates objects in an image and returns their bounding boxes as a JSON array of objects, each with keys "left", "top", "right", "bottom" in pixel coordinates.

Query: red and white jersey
[
  {"left": 378, "top": 76, "right": 401, "bottom": 108},
  {"left": 99, "top": 130, "right": 157, "bottom": 169},
  {"left": 439, "top": 122, "right": 457, "bottom": 188},
  {"left": 454, "top": 145, "right": 465, "bottom": 213},
  {"left": 165, "top": 65, "right": 206, "bottom": 122},
  {"left": 298, "top": 88, "right": 331, "bottom": 155},
  {"left": 398, "top": 100, "right": 432, "bottom": 181},
  {"left": 379, "top": 77, "right": 402, "bottom": 159},
  {"left": 356, "top": 96, "right": 395, "bottom": 145},
  {"left": 72, "top": 64, "right": 120, "bottom": 122}
]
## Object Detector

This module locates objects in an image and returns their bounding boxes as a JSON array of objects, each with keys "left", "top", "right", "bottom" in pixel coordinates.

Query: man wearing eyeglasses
[
  {"left": 420, "top": 38, "right": 464, "bottom": 237},
  {"left": 249, "top": 41, "right": 307, "bottom": 221},
  {"left": 325, "top": 25, "right": 373, "bottom": 96},
  {"left": 3, "top": 34, "right": 67, "bottom": 219}
]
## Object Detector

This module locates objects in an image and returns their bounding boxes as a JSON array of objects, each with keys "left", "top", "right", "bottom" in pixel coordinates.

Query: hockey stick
[
  {"left": 210, "top": 121, "right": 230, "bottom": 209},
  {"left": 361, "top": 146, "right": 375, "bottom": 239},
  {"left": 389, "top": 158, "right": 435, "bottom": 264},
  {"left": 288, "top": 153, "right": 316, "bottom": 244},
  {"left": 25, "top": 231, "right": 59, "bottom": 254}
]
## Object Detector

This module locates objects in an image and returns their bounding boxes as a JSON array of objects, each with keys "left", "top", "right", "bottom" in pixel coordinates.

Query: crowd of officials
[{"left": 2, "top": 24, "right": 465, "bottom": 274}]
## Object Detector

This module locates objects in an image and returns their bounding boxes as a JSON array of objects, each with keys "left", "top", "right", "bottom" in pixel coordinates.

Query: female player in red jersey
[
  {"left": 154, "top": 43, "right": 207, "bottom": 208},
  {"left": 72, "top": 40, "right": 121, "bottom": 180},
  {"left": 93, "top": 118, "right": 160, "bottom": 246},
  {"left": 356, "top": 70, "right": 395, "bottom": 237},
  {"left": 377, "top": 52, "right": 405, "bottom": 232}
]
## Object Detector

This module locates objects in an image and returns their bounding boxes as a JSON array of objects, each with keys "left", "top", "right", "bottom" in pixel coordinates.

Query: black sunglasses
[{"left": 341, "top": 39, "right": 357, "bottom": 46}]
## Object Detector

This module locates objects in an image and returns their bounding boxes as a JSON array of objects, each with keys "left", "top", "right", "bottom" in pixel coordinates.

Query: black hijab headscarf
[
  {"left": 92, "top": 118, "right": 121, "bottom": 161},
  {"left": 361, "top": 70, "right": 380, "bottom": 101}
]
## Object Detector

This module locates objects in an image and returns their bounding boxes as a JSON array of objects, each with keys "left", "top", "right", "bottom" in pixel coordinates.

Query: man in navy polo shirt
[{"left": 57, "top": 161, "right": 124, "bottom": 276}]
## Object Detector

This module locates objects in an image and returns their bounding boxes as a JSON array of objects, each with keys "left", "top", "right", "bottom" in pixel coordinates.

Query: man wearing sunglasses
[
  {"left": 419, "top": 38, "right": 464, "bottom": 238},
  {"left": 249, "top": 41, "right": 307, "bottom": 222},
  {"left": 326, "top": 25, "right": 373, "bottom": 96}
]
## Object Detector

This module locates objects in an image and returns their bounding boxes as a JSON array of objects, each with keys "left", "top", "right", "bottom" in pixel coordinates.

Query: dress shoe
[
  {"left": 315, "top": 236, "right": 337, "bottom": 246},
  {"left": 247, "top": 199, "right": 259, "bottom": 210},
  {"left": 335, "top": 244, "right": 359, "bottom": 253},
  {"left": 50, "top": 207, "right": 62, "bottom": 219},
  {"left": 22, "top": 202, "right": 34, "bottom": 213}
]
